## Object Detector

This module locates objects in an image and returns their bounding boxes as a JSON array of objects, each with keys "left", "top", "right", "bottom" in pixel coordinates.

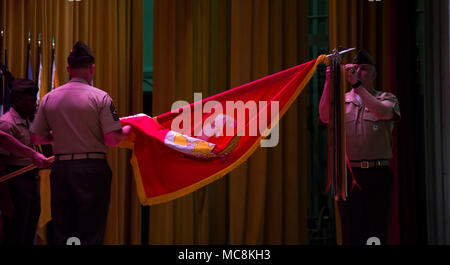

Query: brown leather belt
[
  {"left": 55, "top": 152, "right": 106, "bottom": 161},
  {"left": 349, "top": 160, "right": 389, "bottom": 169}
]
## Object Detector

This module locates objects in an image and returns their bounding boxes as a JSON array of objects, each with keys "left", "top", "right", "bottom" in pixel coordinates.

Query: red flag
[{"left": 120, "top": 55, "right": 328, "bottom": 205}]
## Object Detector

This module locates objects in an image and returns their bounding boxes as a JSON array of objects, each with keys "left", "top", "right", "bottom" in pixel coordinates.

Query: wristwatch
[{"left": 352, "top": 80, "right": 362, "bottom": 88}]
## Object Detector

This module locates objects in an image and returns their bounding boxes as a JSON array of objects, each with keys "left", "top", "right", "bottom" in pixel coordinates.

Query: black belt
[
  {"left": 55, "top": 152, "right": 106, "bottom": 161},
  {"left": 349, "top": 160, "right": 389, "bottom": 169}
]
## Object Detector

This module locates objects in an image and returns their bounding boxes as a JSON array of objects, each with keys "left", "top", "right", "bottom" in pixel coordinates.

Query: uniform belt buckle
[{"left": 361, "top": 161, "right": 369, "bottom": 169}]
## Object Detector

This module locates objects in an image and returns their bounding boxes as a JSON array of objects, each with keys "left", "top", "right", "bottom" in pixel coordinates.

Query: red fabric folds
[{"left": 119, "top": 56, "right": 327, "bottom": 205}]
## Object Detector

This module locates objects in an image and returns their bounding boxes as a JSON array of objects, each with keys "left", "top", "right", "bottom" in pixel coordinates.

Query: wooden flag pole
[{"left": 0, "top": 156, "right": 55, "bottom": 184}]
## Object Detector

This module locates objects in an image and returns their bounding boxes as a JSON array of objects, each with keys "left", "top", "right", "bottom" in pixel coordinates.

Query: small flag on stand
[
  {"left": 50, "top": 37, "right": 59, "bottom": 90},
  {"left": 36, "top": 33, "right": 43, "bottom": 102},
  {"left": 26, "top": 32, "right": 33, "bottom": 81}
]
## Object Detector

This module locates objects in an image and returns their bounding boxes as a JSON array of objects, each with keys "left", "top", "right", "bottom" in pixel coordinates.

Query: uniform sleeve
[
  {"left": 99, "top": 94, "right": 122, "bottom": 134},
  {"left": 30, "top": 96, "right": 51, "bottom": 137},
  {"left": 380, "top": 92, "right": 401, "bottom": 121},
  {"left": 0, "top": 121, "right": 13, "bottom": 156}
]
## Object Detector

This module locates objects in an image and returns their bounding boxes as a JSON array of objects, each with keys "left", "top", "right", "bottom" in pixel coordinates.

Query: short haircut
[{"left": 67, "top": 41, "right": 95, "bottom": 69}]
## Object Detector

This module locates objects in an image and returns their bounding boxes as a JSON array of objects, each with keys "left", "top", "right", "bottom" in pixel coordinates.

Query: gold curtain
[
  {"left": 328, "top": 0, "right": 390, "bottom": 245},
  {"left": 329, "top": 0, "right": 389, "bottom": 90},
  {"left": 0, "top": 0, "right": 143, "bottom": 244},
  {"left": 153, "top": 0, "right": 309, "bottom": 245}
]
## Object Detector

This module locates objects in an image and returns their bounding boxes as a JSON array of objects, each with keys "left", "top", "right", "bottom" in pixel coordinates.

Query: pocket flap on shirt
[{"left": 363, "top": 111, "right": 379, "bottom": 121}]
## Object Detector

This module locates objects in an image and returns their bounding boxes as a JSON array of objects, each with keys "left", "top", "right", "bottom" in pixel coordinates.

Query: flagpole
[
  {"left": 37, "top": 33, "right": 42, "bottom": 101},
  {"left": 51, "top": 36, "right": 55, "bottom": 90},
  {"left": 36, "top": 33, "right": 41, "bottom": 85},
  {"left": 26, "top": 32, "right": 32, "bottom": 80},
  {"left": 0, "top": 28, "right": 4, "bottom": 116},
  {"left": 0, "top": 28, "right": 4, "bottom": 64},
  {"left": 3, "top": 48, "right": 11, "bottom": 112},
  {"left": 0, "top": 156, "right": 55, "bottom": 184}
]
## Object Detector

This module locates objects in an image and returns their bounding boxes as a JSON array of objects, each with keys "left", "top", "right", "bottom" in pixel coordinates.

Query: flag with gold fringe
[
  {"left": 6, "top": 55, "right": 329, "bottom": 240},
  {"left": 119, "top": 55, "right": 329, "bottom": 205}
]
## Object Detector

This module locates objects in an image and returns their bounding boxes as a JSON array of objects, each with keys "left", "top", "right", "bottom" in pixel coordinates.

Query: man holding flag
[
  {"left": 319, "top": 50, "right": 401, "bottom": 245},
  {"left": 31, "top": 41, "right": 130, "bottom": 245}
]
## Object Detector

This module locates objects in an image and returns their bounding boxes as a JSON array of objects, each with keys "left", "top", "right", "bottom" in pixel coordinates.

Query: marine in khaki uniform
[
  {"left": 0, "top": 79, "right": 46, "bottom": 245},
  {"left": 30, "top": 41, "right": 130, "bottom": 245},
  {"left": 319, "top": 50, "right": 401, "bottom": 245}
]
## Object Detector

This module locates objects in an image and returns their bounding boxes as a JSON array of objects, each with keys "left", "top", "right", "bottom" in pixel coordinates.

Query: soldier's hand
[
  {"left": 31, "top": 152, "right": 51, "bottom": 168},
  {"left": 344, "top": 64, "right": 358, "bottom": 85}
]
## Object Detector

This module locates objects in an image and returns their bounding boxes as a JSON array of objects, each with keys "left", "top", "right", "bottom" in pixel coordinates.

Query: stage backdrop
[
  {"left": 153, "top": 0, "right": 311, "bottom": 244},
  {"left": 1, "top": 0, "right": 312, "bottom": 245}
]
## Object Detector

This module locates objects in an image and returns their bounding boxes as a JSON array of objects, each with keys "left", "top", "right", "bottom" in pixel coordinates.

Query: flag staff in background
[
  {"left": 36, "top": 33, "right": 42, "bottom": 102},
  {"left": 50, "top": 37, "right": 59, "bottom": 90},
  {"left": 3, "top": 49, "right": 11, "bottom": 113},
  {"left": 0, "top": 27, "right": 4, "bottom": 242},
  {"left": 26, "top": 32, "right": 32, "bottom": 81}
]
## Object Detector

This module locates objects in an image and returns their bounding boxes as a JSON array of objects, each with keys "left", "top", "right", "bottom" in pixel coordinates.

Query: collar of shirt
[
  {"left": 69, "top": 77, "right": 91, "bottom": 85},
  {"left": 9, "top": 107, "right": 29, "bottom": 127}
]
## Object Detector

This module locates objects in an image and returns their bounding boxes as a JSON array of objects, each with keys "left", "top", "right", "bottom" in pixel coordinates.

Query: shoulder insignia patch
[{"left": 110, "top": 102, "right": 119, "bottom": 121}]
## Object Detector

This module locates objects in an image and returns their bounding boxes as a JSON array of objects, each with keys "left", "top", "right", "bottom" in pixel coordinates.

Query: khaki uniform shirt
[
  {"left": 30, "top": 78, "right": 122, "bottom": 154},
  {"left": 0, "top": 107, "right": 34, "bottom": 166},
  {"left": 345, "top": 89, "right": 401, "bottom": 161}
]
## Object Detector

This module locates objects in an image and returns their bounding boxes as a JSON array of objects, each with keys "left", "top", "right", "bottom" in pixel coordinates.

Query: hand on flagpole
[
  {"left": 0, "top": 156, "right": 55, "bottom": 184},
  {"left": 30, "top": 152, "right": 51, "bottom": 169}
]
